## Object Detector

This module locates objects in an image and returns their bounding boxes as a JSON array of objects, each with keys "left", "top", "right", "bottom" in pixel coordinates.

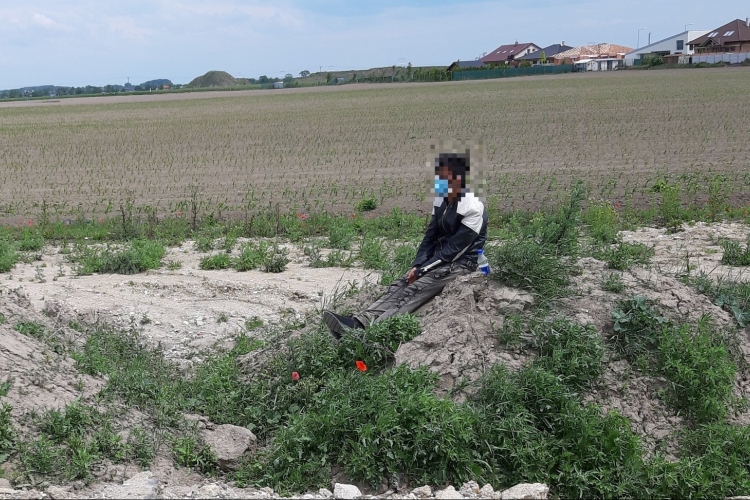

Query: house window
[
  {"left": 708, "top": 32, "right": 719, "bottom": 37},
  {"left": 723, "top": 31, "right": 735, "bottom": 36},
  {"left": 676, "top": 40, "right": 684, "bottom": 51}
]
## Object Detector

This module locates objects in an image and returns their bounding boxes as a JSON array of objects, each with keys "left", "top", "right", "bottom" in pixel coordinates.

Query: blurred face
[{"left": 436, "top": 165, "right": 462, "bottom": 198}]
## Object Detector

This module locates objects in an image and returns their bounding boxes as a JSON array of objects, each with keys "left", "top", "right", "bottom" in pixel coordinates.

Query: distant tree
[
  {"left": 258, "top": 75, "right": 269, "bottom": 84},
  {"left": 299, "top": 70, "right": 310, "bottom": 78},
  {"left": 519, "top": 60, "right": 532, "bottom": 68},
  {"left": 283, "top": 73, "right": 294, "bottom": 83},
  {"left": 325, "top": 72, "right": 332, "bottom": 83},
  {"left": 407, "top": 62, "right": 413, "bottom": 80},
  {"left": 539, "top": 51, "right": 547, "bottom": 64}
]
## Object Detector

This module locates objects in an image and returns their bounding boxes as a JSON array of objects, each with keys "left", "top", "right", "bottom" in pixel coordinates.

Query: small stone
[
  {"left": 479, "top": 484, "right": 495, "bottom": 498},
  {"left": 411, "top": 485, "right": 432, "bottom": 498},
  {"left": 99, "top": 471, "right": 159, "bottom": 499},
  {"left": 46, "top": 485, "right": 76, "bottom": 499},
  {"left": 0, "top": 479, "right": 11, "bottom": 489},
  {"left": 500, "top": 483, "right": 549, "bottom": 500},
  {"left": 435, "top": 485, "right": 462, "bottom": 499},
  {"left": 333, "top": 483, "right": 362, "bottom": 499},
  {"left": 319, "top": 488, "right": 334, "bottom": 498},
  {"left": 460, "top": 480, "right": 480, "bottom": 497},
  {"left": 201, "top": 424, "right": 257, "bottom": 471},
  {"left": 261, "top": 487, "right": 274, "bottom": 495}
]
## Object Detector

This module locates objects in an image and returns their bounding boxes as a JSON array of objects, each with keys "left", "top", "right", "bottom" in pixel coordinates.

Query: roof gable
[
  {"left": 690, "top": 19, "right": 750, "bottom": 45},
  {"left": 481, "top": 43, "right": 540, "bottom": 63},
  {"left": 518, "top": 44, "right": 574, "bottom": 60}
]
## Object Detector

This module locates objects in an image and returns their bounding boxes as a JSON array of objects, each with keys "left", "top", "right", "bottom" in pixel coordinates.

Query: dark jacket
[{"left": 413, "top": 191, "right": 488, "bottom": 277}]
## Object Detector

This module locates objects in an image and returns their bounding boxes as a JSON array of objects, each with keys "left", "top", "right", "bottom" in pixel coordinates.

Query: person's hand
[{"left": 407, "top": 267, "right": 419, "bottom": 284}]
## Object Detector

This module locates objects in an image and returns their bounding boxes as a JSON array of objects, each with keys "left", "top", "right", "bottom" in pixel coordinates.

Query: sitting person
[{"left": 323, "top": 152, "right": 488, "bottom": 338}]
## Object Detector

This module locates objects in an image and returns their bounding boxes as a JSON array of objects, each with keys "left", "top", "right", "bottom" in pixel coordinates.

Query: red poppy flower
[
  {"left": 355, "top": 360, "right": 367, "bottom": 372},
  {"left": 292, "top": 371, "right": 300, "bottom": 381}
]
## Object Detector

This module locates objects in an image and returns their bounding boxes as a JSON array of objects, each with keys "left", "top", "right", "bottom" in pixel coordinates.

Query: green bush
[
  {"left": 358, "top": 235, "right": 388, "bottom": 270},
  {"left": 488, "top": 239, "right": 572, "bottom": 299},
  {"left": 234, "top": 241, "right": 267, "bottom": 271},
  {"left": 172, "top": 435, "right": 216, "bottom": 473},
  {"left": 338, "top": 314, "right": 421, "bottom": 372},
  {"left": 14, "top": 321, "right": 45, "bottom": 340},
  {"left": 245, "top": 366, "right": 479, "bottom": 493},
  {"left": 199, "top": 253, "right": 231, "bottom": 270},
  {"left": 356, "top": 197, "right": 377, "bottom": 212},
  {"left": 595, "top": 240, "right": 654, "bottom": 270},
  {"left": 0, "top": 239, "right": 18, "bottom": 273},
  {"left": 261, "top": 243, "right": 289, "bottom": 273},
  {"left": 532, "top": 318, "right": 604, "bottom": 389},
  {"left": 0, "top": 403, "right": 16, "bottom": 462},
  {"left": 610, "top": 296, "right": 665, "bottom": 364},
  {"left": 657, "top": 318, "right": 736, "bottom": 423},
  {"left": 17, "top": 229, "right": 44, "bottom": 252},
  {"left": 720, "top": 237, "right": 750, "bottom": 266},
  {"left": 583, "top": 200, "right": 620, "bottom": 244},
  {"left": 73, "top": 240, "right": 165, "bottom": 275}
]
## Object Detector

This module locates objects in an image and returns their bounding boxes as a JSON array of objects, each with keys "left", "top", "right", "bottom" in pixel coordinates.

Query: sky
[{"left": 1, "top": 0, "right": 748, "bottom": 89}]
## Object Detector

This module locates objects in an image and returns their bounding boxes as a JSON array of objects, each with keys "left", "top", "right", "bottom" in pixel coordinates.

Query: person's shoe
[{"left": 322, "top": 310, "right": 364, "bottom": 340}]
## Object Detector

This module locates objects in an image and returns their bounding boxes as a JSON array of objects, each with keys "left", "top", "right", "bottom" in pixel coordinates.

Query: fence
[
  {"left": 452, "top": 64, "right": 574, "bottom": 81},
  {"left": 690, "top": 52, "right": 750, "bottom": 64}
]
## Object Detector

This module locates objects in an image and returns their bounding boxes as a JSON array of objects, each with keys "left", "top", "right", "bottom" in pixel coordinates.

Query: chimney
[
  {"left": 515, "top": 40, "right": 518, "bottom": 45},
  {"left": 746, "top": 17, "right": 749, "bottom": 27},
  {"left": 561, "top": 40, "right": 565, "bottom": 46}
]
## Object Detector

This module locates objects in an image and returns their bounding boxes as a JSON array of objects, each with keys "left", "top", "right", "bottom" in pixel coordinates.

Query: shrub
[
  {"left": 0, "top": 239, "right": 17, "bottom": 273},
  {"left": 583, "top": 200, "right": 620, "bottom": 244},
  {"left": 657, "top": 318, "right": 736, "bottom": 423},
  {"left": 199, "top": 253, "right": 231, "bottom": 270},
  {"left": 720, "top": 236, "right": 750, "bottom": 266},
  {"left": 73, "top": 240, "right": 165, "bottom": 275},
  {"left": 338, "top": 314, "right": 421, "bottom": 372},
  {"left": 531, "top": 317, "right": 604, "bottom": 389},
  {"left": 356, "top": 197, "right": 377, "bottom": 212},
  {"left": 261, "top": 243, "right": 289, "bottom": 273},
  {"left": 602, "top": 272, "right": 625, "bottom": 293},
  {"left": 610, "top": 296, "right": 666, "bottom": 364},
  {"left": 234, "top": 241, "right": 267, "bottom": 271},
  {"left": 358, "top": 235, "right": 388, "bottom": 270},
  {"left": 0, "top": 403, "right": 16, "bottom": 461},
  {"left": 595, "top": 240, "right": 654, "bottom": 270},
  {"left": 488, "top": 239, "right": 573, "bottom": 299},
  {"left": 17, "top": 229, "right": 44, "bottom": 252}
]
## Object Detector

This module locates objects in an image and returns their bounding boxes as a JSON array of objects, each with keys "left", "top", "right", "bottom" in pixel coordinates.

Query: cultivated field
[
  {"left": 1, "top": 68, "right": 750, "bottom": 223},
  {"left": 3, "top": 68, "right": 750, "bottom": 499}
]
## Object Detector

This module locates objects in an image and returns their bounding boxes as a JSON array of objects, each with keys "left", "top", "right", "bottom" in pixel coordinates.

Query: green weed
[
  {"left": 595, "top": 240, "right": 654, "bottom": 270},
  {"left": 0, "top": 403, "right": 16, "bottom": 464},
  {"left": 584, "top": 200, "right": 621, "bottom": 244},
  {"left": 602, "top": 272, "right": 625, "bottom": 293},
  {"left": 199, "top": 253, "right": 231, "bottom": 270},
  {"left": 531, "top": 317, "right": 604, "bottom": 389},
  {"left": 13, "top": 321, "right": 45, "bottom": 340},
  {"left": 233, "top": 241, "right": 267, "bottom": 271},
  {"left": 72, "top": 240, "right": 165, "bottom": 275},
  {"left": 0, "top": 239, "right": 17, "bottom": 273},
  {"left": 338, "top": 315, "right": 422, "bottom": 372},
  {"left": 172, "top": 435, "right": 216, "bottom": 473},
  {"left": 488, "top": 239, "right": 573, "bottom": 299},
  {"left": 355, "top": 197, "right": 377, "bottom": 212},
  {"left": 720, "top": 236, "right": 750, "bottom": 266},
  {"left": 610, "top": 296, "right": 665, "bottom": 364}
]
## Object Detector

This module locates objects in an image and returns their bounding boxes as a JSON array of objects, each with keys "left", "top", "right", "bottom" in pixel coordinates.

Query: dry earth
[{"left": 2, "top": 222, "right": 750, "bottom": 498}]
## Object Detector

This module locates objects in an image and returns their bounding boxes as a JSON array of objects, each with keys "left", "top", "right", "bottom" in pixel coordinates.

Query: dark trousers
[{"left": 354, "top": 262, "right": 473, "bottom": 325}]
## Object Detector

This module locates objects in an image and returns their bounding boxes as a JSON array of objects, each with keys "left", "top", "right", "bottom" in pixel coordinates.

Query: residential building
[
  {"left": 480, "top": 42, "right": 542, "bottom": 65},
  {"left": 574, "top": 58, "right": 624, "bottom": 71},
  {"left": 690, "top": 18, "right": 750, "bottom": 54},
  {"left": 517, "top": 42, "right": 574, "bottom": 64},
  {"left": 552, "top": 43, "right": 634, "bottom": 64},
  {"left": 624, "top": 30, "right": 709, "bottom": 66},
  {"left": 447, "top": 60, "right": 486, "bottom": 72}
]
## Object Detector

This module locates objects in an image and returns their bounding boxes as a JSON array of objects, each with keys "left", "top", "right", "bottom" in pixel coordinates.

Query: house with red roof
[
  {"left": 690, "top": 18, "right": 750, "bottom": 54},
  {"left": 480, "top": 42, "right": 542, "bottom": 65}
]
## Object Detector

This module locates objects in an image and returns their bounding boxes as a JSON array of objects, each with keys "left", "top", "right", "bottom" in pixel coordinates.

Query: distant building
[
  {"left": 481, "top": 42, "right": 542, "bottom": 65},
  {"left": 447, "top": 60, "right": 486, "bottom": 72},
  {"left": 552, "top": 43, "right": 634, "bottom": 64},
  {"left": 573, "top": 58, "right": 624, "bottom": 72},
  {"left": 624, "top": 30, "right": 709, "bottom": 66},
  {"left": 690, "top": 18, "right": 750, "bottom": 55},
  {"left": 273, "top": 82, "right": 284, "bottom": 89},
  {"left": 517, "top": 42, "right": 574, "bottom": 65}
]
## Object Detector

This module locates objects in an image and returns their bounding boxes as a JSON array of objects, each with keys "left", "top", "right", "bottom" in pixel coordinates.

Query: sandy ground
[{"left": 1, "top": 241, "right": 377, "bottom": 366}]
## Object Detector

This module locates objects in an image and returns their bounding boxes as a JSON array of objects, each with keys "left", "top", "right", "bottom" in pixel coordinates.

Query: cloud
[{"left": 31, "top": 12, "right": 68, "bottom": 30}]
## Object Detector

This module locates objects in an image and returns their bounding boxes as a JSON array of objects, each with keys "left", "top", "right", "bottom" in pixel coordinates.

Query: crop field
[{"left": 1, "top": 67, "right": 750, "bottom": 224}]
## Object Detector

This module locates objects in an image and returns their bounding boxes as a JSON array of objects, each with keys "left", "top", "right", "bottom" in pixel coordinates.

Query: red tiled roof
[
  {"left": 481, "top": 43, "right": 539, "bottom": 63},
  {"left": 552, "top": 43, "right": 634, "bottom": 60},
  {"left": 691, "top": 18, "right": 750, "bottom": 45}
]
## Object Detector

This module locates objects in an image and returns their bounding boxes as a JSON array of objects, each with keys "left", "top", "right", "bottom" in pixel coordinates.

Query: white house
[
  {"left": 574, "top": 58, "right": 624, "bottom": 71},
  {"left": 624, "top": 30, "right": 709, "bottom": 66}
]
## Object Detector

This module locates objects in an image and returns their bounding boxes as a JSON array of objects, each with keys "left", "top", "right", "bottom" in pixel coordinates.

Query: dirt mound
[
  {"left": 396, "top": 274, "right": 534, "bottom": 399},
  {"left": 0, "top": 287, "right": 105, "bottom": 430},
  {"left": 187, "top": 71, "right": 238, "bottom": 88}
]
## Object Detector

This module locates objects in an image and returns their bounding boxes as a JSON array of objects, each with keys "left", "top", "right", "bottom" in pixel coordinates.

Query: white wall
[{"left": 624, "top": 30, "right": 709, "bottom": 66}]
